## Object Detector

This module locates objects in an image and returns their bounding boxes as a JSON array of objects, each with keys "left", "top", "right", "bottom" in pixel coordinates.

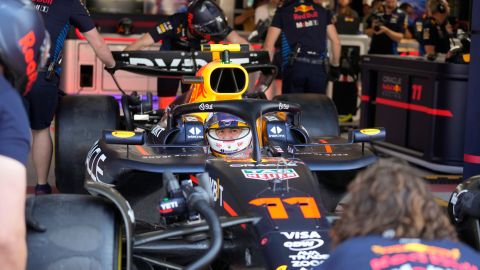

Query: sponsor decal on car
[
  {"left": 290, "top": 250, "right": 329, "bottom": 268},
  {"left": 269, "top": 125, "right": 286, "bottom": 138},
  {"left": 209, "top": 177, "right": 224, "bottom": 206},
  {"left": 265, "top": 115, "right": 279, "bottom": 121},
  {"left": 112, "top": 130, "right": 135, "bottom": 138},
  {"left": 187, "top": 126, "right": 203, "bottom": 139},
  {"left": 85, "top": 141, "right": 108, "bottom": 184},
  {"left": 242, "top": 168, "right": 299, "bottom": 180},
  {"left": 360, "top": 128, "right": 381, "bottom": 136},
  {"left": 151, "top": 126, "right": 165, "bottom": 137},
  {"left": 199, "top": 103, "right": 213, "bottom": 111},
  {"left": 281, "top": 231, "right": 324, "bottom": 251},
  {"left": 230, "top": 162, "right": 298, "bottom": 168},
  {"left": 184, "top": 116, "right": 200, "bottom": 122},
  {"left": 279, "top": 103, "right": 290, "bottom": 110},
  {"left": 280, "top": 231, "right": 329, "bottom": 268},
  {"left": 141, "top": 153, "right": 204, "bottom": 159}
]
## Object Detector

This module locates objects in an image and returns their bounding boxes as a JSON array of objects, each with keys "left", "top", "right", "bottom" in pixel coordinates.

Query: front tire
[{"left": 27, "top": 194, "right": 121, "bottom": 270}]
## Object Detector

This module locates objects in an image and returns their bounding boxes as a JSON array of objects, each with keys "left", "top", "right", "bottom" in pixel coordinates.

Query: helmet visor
[
  {"left": 208, "top": 127, "right": 250, "bottom": 141},
  {"left": 191, "top": 16, "right": 229, "bottom": 39}
]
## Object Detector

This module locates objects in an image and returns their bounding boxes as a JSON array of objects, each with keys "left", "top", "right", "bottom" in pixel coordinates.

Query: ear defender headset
[{"left": 435, "top": 0, "right": 447, "bottom": 14}]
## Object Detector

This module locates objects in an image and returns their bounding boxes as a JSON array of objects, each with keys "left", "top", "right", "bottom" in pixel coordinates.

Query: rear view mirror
[
  {"left": 349, "top": 128, "right": 386, "bottom": 143},
  {"left": 103, "top": 130, "right": 145, "bottom": 145}
]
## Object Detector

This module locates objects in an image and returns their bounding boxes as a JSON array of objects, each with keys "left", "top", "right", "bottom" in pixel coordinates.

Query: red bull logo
[
  {"left": 19, "top": 31, "right": 38, "bottom": 95},
  {"left": 294, "top": 4, "right": 314, "bottom": 13}
]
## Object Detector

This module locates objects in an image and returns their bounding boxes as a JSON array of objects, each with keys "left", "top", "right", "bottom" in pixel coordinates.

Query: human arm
[
  {"left": 375, "top": 12, "right": 406, "bottom": 42},
  {"left": 225, "top": 30, "right": 250, "bottom": 45},
  {"left": 0, "top": 90, "right": 30, "bottom": 270},
  {"left": 0, "top": 156, "right": 27, "bottom": 270},
  {"left": 364, "top": 15, "right": 375, "bottom": 37},
  {"left": 70, "top": 0, "right": 115, "bottom": 67},
  {"left": 124, "top": 33, "right": 156, "bottom": 51},
  {"left": 263, "top": 26, "right": 281, "bottom": 61},
  {"left": 327, "top": 24, "right": 341, "bottom": 66},
  {"left": 422, "top": 24, "right": 437, "bottom": 55},
  {"left": 234, "top": 8, "right": 255, "bottom": 26},
  {"left": 424, "top": 45, "right": 436, "bottom": 55},
  {"left": 82, "top": 28, "right": 116, "bottom": 67},
  {"left": 376, "top": 25, "right": 404, "bottom": 42}
]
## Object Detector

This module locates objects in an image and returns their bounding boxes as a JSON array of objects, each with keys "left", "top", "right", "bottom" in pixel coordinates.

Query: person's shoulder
[
  {"left": 0, "top": 77, "right": 24, "bottom": 114},
  {"left": 333, "top": 235, "right": 384, "bottom": 252},
  {"left": 422, "top": 16, "right": 436, "bottom": 27},
  {"left": 255, "top": 4, "right": 268, "bottom": 12},
  {"left": 170, "top": 12, "right": 187, "bottom": 22},
  {"left": 0, "top": 77, "right": 18, "bottom": 99}
]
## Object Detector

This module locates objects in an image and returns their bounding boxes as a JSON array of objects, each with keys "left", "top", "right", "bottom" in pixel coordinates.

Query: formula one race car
[{"left": 26, "top": 45, "right": 385, "bottom": 270}]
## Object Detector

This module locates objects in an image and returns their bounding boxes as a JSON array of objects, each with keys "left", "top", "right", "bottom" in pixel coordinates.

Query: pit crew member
[
  {"left": 28, "top": 0, "right": 116, "bottom": 194},
  {"left": 124, "top": 0, "right": 249, "bottom": 101},
  {"left": 263, "top": 0, "right": 341, "bottom": 94},
  {"left": 0, "top": 0, "right": 49, "bottom": 268},
  {"left": 417, "top": 0, "right": 452, "bottom": 55},
  {"left": 319, "top": 159, "right": 480, "bottom": 269}
]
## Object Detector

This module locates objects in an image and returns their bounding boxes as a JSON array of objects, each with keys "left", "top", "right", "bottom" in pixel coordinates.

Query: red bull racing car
[{"left": 26, "top": 45, "right": 385, "bottom": 270}]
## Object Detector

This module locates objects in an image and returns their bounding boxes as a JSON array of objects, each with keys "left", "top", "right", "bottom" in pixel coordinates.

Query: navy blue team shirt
[
  {"left": 31, "top": 0, "right": 95, "bottom": 71},
  {"left": 420, "top": 17, "right": 451, "bottom": 54},
  {"left": 148, "top": 13, "right": 233, "bottom": 51},
  {"left": 318, "top": 235, "right": 480, "bottom": 270},
  {"left": 366, "top": 8, "right": 407, "bottom": 54},
  {"left": 0, "top": 76, "right": 31, "bottom": 165},
  {"left": 271, "top": 0, "right": 333, "bottom": 57}
]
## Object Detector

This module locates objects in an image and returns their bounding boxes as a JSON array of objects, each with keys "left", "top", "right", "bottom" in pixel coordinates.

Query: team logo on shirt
[
  {"left": 423, "top": 28, "right": 430, "bottom": 40},
  {"left": 415, "top": 21, "right": 423, "bottom": 33},
  {"left": 293, "top": 5, "right": 318, "bottom": 21},
  {"left": 295, "top": 20, "right": 319, "bottom": 28},
  {"left": 156, "top": 22, "right": 173, "bottom": 34},
  {"left": 294, "top": 4, "right": 314, "bottom": 13},
  {"left": 32, "top": 0, "right": 52, "bottom": 13},
  {"left": 390, "top": 14, "right": 399, "bottom": 24}
]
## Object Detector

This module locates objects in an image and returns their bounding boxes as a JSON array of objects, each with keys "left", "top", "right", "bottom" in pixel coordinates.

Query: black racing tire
[
  {"left": 273, "top": 93, "right": 340, "bottom": 138},
  {"left": 27, "top": 194, "right": 121, "bottom": 270},
  {"left": 55, "top": 95, "right": 119, "bottom": 193}
]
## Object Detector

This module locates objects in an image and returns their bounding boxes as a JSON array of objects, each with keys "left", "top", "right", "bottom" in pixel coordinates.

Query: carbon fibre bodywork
[{"left": 85, "top": 98, "right": 379, "bottom": 269}]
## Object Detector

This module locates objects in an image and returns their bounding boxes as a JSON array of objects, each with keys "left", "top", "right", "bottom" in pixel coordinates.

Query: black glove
[{"left": 328, "top": 64, "right": 341, "bottom": 81}]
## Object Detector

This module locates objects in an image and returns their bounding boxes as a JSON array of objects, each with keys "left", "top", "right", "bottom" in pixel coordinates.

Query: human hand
[
  {"left": 328, "top": 64, "right": 341, "bottom": 81},
  {"left": 375, "top": 25, "right": 388, "bottom": 35},
  {"left": 105, "top": 62, "right": 125, "bottom": 75}
]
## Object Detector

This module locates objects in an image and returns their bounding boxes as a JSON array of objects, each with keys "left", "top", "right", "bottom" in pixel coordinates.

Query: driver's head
[
  {"left": 0, "top": 0, "right": 50, "bottom": 95},
  {"left": 187, "top": 0, "right": 230, "bottom": 42},
  {"left": 206, "top": 113, "right": 252, "bottom": 157}
]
